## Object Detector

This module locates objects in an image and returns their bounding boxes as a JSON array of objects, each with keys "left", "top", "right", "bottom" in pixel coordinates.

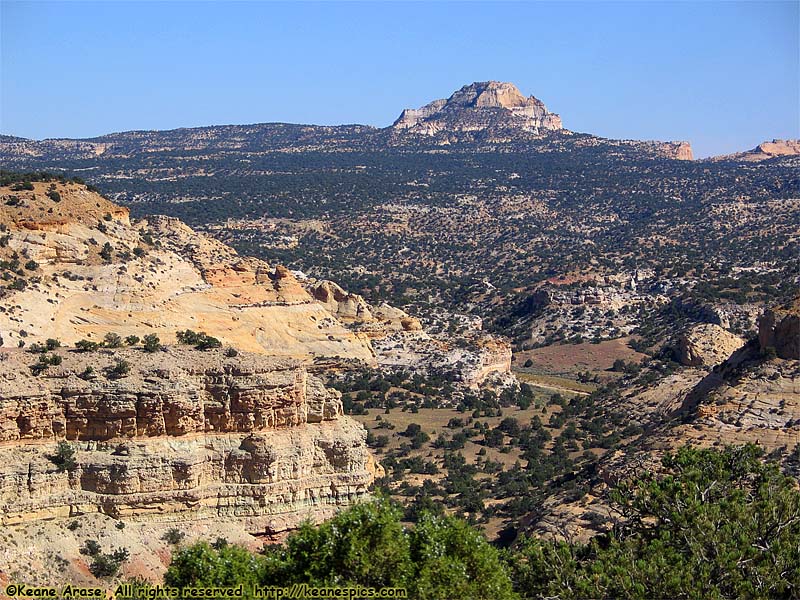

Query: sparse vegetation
[
  {"left": 176, "top": 329, "right": 222, "bottom": 350},
  {"left": 75, "top": 339, "right": 99, "bottom": 352}
]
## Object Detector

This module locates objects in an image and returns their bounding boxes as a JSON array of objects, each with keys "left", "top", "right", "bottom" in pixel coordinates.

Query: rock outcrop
[
  {"left": 676, "top": 323, "right": 745, "bottom": 367},
  {"left": 393, "top": 81, "right": 563, "bottom": 135},
  {"left": 714, "top": 139, "right": 800, "bottom": 162},
  {"left": 310, "top": 280, "right": 374, "bottom": 323},
  {"left": 0, "top": 348, "right": 376, "bottom": 531},
  {"left": 662, "top": 141, "right": 693, "bottom": 160},
  {"left": 758, "top": 297, "right": 800, "bottom": 359}
]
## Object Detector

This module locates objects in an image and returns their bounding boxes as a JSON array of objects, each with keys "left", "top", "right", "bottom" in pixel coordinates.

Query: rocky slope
[
  {"left": 533, "top": 298, "right": 800, "bottom": 541},
  {"left": 0, "top": 181, "right": 376, "bottom": 361},
  {"left": 0, "top": 181, "right": 512, "bottom": 387}
]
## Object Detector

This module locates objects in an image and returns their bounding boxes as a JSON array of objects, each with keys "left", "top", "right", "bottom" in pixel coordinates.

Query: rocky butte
[{"left": 393, "top": 81, "right": 563, "bottom": 135}]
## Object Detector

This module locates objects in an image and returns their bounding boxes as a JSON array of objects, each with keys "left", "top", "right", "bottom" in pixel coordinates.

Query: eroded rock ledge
[{"left": 0, "top": 348, "right": 376, "bottom": 532}]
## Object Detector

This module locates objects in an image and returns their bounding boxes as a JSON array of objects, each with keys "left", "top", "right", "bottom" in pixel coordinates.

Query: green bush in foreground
[
  {"left": 165, "top": 498, "right": 516, "bottom": 600},
  {"left": 163, "top": 446, "right": 799, "bottom": 599}
]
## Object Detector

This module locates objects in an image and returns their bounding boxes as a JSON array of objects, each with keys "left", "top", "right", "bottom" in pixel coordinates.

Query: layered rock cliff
[{"left": 0, "top": 347, "right": 376, "bottom": 531}]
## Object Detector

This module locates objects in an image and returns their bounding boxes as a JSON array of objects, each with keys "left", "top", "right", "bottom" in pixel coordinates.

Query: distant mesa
[
  {"left": 751, "top": 139, "right": 800, "bottom": 159},
  {"left": 713, "top": 139, "right": 800, "bottom": 162},
  {"left": 393, "top": 81, "right": 563, "bottom": 135},
  {"left": 0, "top": 80, "right": 698, "bottom": 160}
]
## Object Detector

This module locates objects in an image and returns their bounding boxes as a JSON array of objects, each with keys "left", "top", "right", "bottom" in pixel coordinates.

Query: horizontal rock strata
[{"left": 0, "top": 348, "right": 375, "bottom": 532}]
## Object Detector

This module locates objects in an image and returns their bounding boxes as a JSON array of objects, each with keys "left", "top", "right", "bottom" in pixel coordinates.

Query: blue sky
[{"left": 1, "top": 1, "right": 797, "bottom": 157}]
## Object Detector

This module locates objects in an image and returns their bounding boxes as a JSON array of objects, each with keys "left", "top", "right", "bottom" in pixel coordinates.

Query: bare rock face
[
  {"left": 676, "top": 323, "right": 745, "bottom": 367},
  {"left": 758, "top": 297, "right": 800, "bottom": 359},
  {"left": 310, "top": 280, "right": 374, "bottom": 323},
  {"left": 753, "top": 139, "right": 800, "bottom": 157},
  {"left": 0, "top": 348, "right": 375, "bottom": 531},
  {"left": 393, "top": 81, "right": 563, "bottom": 135},
  {"left": 663, "top": 141, "right": 693, "bottom": 160}
]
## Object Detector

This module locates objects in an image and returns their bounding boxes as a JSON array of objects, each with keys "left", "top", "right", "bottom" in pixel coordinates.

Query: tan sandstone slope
[{"left": 0, "top": 181, "right": 376, "bottom": 361}]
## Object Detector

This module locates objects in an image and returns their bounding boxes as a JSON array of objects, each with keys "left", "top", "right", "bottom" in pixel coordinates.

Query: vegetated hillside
[{"left": 0, "top": 175, "right": 514, "bottom": 388}]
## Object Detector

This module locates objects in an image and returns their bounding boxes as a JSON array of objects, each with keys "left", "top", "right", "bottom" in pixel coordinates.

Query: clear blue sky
[{"left": 1, "top": 1, "right": 798, "bottom": 157}]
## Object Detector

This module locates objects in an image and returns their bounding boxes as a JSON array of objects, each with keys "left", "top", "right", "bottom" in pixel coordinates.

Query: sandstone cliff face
[
  {"left": 393, "top": 81, "right": 563, "bottom": 136},
  {"left": 758, "top": 297, "right": 800, "bottom": 359},
  {"left": 0, "top": 348, "right": 343, "bottom": 442},
  {"left": 0, "top": 348, "right": 375, "bottom": 532}
]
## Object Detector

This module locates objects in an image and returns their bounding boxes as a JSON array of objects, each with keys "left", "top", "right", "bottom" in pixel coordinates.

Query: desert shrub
[
  {"left": 103, "top": 332, "right": 123, "bottom": 348},
  {"left": 142, "top": 334, "right": 161, "bottom": 353},
  {"left": 107, "top": 359, "right": 131, "bottom": 379},
  {"left": 162, "top": 528, "right": 186, "bottom": 545},
  {"left": 75, "top": 339, "right": 99, "bottom": 352},
  {"left": 49, "top": 441, "right": 77, "bottom": 472},
  {"left": 165, "top": 499, "right": 516, "bottom": 599}
]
